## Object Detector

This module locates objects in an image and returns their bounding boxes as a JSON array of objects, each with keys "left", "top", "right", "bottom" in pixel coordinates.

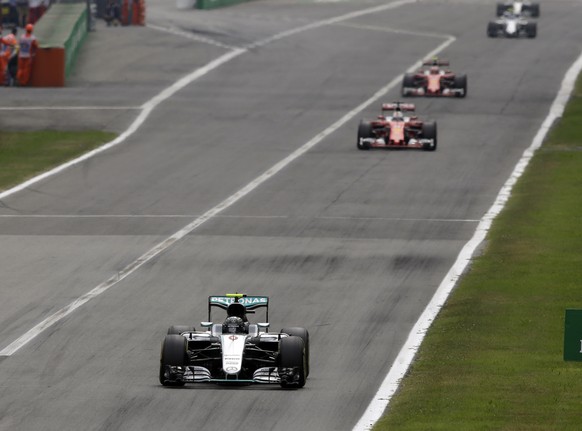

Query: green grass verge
[
  {"left": 374, "top": 75, "right": 582, "bottom": 430},
  {"left": 0, "top": 130, "right": 116, "bottom": 191}
]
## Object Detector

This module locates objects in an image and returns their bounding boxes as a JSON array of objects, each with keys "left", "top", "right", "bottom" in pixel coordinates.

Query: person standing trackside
[
  {"left": 6, "top": 27, "right": 19, "bottom": 87},
  {"left": 1, "top": 26, "right": 19, "bottom": 86},
  {"left": 0, "top": 24, "right": 6, "bottom": 85},
  {"left": 17, "top": 23, "right": 37, "bottom": 86}
]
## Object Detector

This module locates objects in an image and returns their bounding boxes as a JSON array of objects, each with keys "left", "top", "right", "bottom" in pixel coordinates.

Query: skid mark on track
[{"left": 147, "top": 23, "right": 238, "bottom": 50}]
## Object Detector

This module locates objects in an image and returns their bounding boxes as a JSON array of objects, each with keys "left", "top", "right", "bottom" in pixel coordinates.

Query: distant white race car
[
  {"left": 487, "top": 13, "right": 537, "bottom": 38},
  {"left": 496, "top": 1, "right": 540, "bottom": 17}
]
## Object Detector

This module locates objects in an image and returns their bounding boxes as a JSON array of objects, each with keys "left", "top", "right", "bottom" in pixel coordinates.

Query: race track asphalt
[{"left": 0, "top": 0, "right": 581, "bottom": 430}]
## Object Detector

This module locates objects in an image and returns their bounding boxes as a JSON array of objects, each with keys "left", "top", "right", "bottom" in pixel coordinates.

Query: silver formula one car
[
  {"left": 488, "top": 12, "right": 537, "bottom": 38},
  {"left": 496, "top": 1, "right": 540, "bottom": 17},
  {"left": 159, "top": 293, "right": 309, "bottom": 388}
]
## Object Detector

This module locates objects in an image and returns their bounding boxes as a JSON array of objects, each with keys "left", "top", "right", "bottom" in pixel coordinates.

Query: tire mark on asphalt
[{"left": 147, "top": 23, "right": 238, "bottom": 50}]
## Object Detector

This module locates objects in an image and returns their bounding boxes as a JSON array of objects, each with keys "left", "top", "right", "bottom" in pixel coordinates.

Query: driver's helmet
[
  {"left": 430, "top": 66, "right": 440, "bottom": 74},
  {"left": 391, "top": 111, "right": 404, "bottom": 121},
  {"left": 222, "top": 316, "right": 247, "bottom": 334}
]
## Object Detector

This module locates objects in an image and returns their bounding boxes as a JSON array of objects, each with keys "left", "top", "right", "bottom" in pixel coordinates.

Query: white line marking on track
[
  {"left": 0, "top": 0, "right": 451, "bottom": 357},
  {"left": 0, "top": 47, "right": 244, "bottom": 203},
  {"left": 0, "top": 106, "right": 140, "bottom": 111},
  {"left": 245, "top": 0, "right": 418, "bottom": 50},
  {"left": 351, "top": 49, "right": 582, "bottom": 431}
]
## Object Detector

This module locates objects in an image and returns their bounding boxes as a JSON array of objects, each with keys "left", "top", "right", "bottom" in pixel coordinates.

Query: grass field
[
  {"left": 374, "top": 77, "right": 582, "bottom": 429},
  {"left": 0, "top": 130, "right": 115, "bottom": 192}
]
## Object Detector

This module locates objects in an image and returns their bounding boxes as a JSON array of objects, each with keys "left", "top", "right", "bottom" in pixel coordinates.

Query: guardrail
[{"left": 30, "top": 3, "right": 88, "bottom": 86}]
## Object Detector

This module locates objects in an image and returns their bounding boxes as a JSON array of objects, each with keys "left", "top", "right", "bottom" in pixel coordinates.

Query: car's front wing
[
  {"left": 164, "top": 365, "right": 281, "bottom": 384},
  {"left": 360, "top": 137, "right": 434, "bottom": 149},
  {"left": 402, "top": 87, "right": 464, "bottom": 97}
]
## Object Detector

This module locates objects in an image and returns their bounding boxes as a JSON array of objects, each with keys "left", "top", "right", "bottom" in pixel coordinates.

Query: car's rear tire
[
  {"left": 530, "top": 3, "right": 540, "bottom": 17},
  {"left": 496, "top": 3, "right": 505, "bottom": 16},
  {"left": 160, "top": 334, "right": 188, "bottom": 386},
  {"left": 454, "top": 74, "right": 467, "bottom": 98},
  {"left": 526, "top": 22, "right": 537, "bottom": 38},
  {"left": 422, "top": 122, "right": 437, "bottom": 151},
  {"left": 281, "top": 327, "right": 310, "bottom": 377},
  {"left": 487, "top": 22, "right": 498, "bottom": 38},
  {"left": 278, "top": 336, "right": 306, "bottom": 389},
  {"left": 167, "top": 325, "right": 195, "bottom": 335},
  {"left": 357, "top": 121, "right": 373, "bottom": 150},
  {"left": 401, "top": 73, "right": 415, "bottom": 97}
]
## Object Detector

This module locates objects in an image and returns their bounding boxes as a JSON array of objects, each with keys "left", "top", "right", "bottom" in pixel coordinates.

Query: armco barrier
[
  {"left": 30, "top": 3, "right": 87, "bottom": 87},
  {"left": 196, "top": 0, "right": 255, "bottom": 10}
]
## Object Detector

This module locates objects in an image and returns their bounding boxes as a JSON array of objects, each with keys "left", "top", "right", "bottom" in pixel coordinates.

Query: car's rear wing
[
  {"left": 208, "top": 293, "right": 269, "bottom": 322},
  {"left": 382, "top": 102, "right": 415, "bottom": 112},
  {"left": 422, "top": 59, "right": 449, "bottom": 66}
]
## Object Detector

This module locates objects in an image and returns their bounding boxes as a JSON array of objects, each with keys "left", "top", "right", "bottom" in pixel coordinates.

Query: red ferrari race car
[
  {"left": 357, "top": 102, "right": 437, "bottom": 151},
  {"left": 401, "top": 59, "right": 467, "bottom": 98}
]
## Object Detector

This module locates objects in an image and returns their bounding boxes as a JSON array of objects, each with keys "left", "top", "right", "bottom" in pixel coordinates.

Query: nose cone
[
  {"left": 389, "top": 122, "right": 405, "bottom": 144},
  {"left": 221, "top": 334, "right": 246, "bottom": 375}
]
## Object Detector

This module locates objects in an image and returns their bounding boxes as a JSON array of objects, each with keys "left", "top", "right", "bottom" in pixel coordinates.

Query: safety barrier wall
[
  {"left": 30, "top": 3, "right": 87, "bottom": 87},
  {"left": 63, "top": 6, "right": 88, "bottom": 77},
  {"left": 196, "top": 0, "right": 255, "bottom": 10}
]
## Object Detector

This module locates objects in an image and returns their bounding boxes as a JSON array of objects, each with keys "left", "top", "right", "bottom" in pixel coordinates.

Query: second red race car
[
  {"left": 357, "top": 102, "right": 437, "bottom": 151},
  {"left": 401, "top": 58, "right": 467, "bottom": 98}
]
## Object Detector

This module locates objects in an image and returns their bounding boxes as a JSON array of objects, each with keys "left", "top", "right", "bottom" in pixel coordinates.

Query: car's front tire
[
  {"left": 526, "top": 22, "right": 537, "bottom": 38},
  {"left": 281, "top": 327, "right": 310, "bottom": 377},
  {"left": 278, "top": 336, "right": 306, "bottom": 389},
  {"left": 160, "top": 334, "right": 188, "bottom": 386},
  {"left": 454, "top": 74, "right": 467, "bottom": 98},
  {"left": 422, "top": 122, "right": 437, "bottom": 151},
  {"left": 357, "top": 121, "right": 373, "bottom": 150},
  {"left": 487, "top": 22, "right": 498, "bottom": 38},
  {"left": 401, "top": 73, "right": 415, "bottom": 97}
]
